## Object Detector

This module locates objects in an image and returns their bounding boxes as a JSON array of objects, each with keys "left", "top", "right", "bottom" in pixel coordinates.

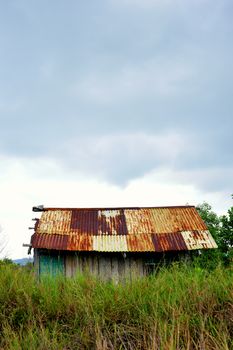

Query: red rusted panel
[
  {"left": 31, "top": 233, "right": 69, "bottom": 250},
  {"left": 70, "top": 209, "right": 98, "bottom": 234},
  {"left": 67, "top": 234, "right": 93, "bottom": 251},
  {"left": 151, "top": 233, "right": 187, "bottom": 252},
  {"left": 127, "top": 234, "right": 154, "bottom": 251},
  {"left": 98, "top": 209, "right": 128, "bottom": 235}
]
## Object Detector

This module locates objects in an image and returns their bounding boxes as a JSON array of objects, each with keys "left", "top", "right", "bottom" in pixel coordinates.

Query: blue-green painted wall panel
[{"left": 39, "top": 254, "right": 64, "bottom": 276}]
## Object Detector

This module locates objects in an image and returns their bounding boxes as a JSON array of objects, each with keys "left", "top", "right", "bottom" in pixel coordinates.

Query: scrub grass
[{"left": 0, "top": 263, "right": 232, "bottom": 349}]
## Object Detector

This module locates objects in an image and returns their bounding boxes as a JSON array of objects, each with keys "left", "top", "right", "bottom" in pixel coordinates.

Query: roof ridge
[{"left": 39, "top": 205, "right": 195, "bottom": 212}]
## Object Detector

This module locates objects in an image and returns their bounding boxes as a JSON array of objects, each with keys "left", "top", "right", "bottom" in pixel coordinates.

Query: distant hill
[{"left": 13, "top": 258, "right": 33, "bottom": 266}]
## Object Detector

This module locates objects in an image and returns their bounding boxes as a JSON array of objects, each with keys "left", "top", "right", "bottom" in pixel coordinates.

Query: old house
[{"left": 30, "top": 205, "right": 217, "bottom": 281}]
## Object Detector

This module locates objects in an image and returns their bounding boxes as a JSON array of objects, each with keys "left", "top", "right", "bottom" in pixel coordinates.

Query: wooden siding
[
  {"left": 63, "top": 251, "right": 178, "bottom": 281},
  {"left": 40, "top": 254, "right": 64, "bottom": 276},
  {"left": 35, "top": 249, "right": 189, "bottom": 281}
]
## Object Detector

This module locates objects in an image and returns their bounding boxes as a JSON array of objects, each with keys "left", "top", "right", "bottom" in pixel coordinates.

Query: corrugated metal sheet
[
  {"left": 152, "top": 232, "right": 187, "bottom": 252},
  {"left": 181, "top": 230, "right": 218, "bottom": 250},
  {"left": 93, "top": 235, "right": 128, "bottom": 252},
  {"left": 124, "top": 209, "right": 155, "bottom": 234},
  {"left": 127, "top": 234, "right": 154, "bottom": 252},
  {"left": 31, "top": 206, "right": 217, "bottom": 252},
  {"left": 37, "top": 210, "right": 71, "bottom": 235},
  {"left": 71, "top": 209, "right": 98, "bottom": 234},
  {"left": 68, "top": 234, "right": 93, "bottom": 251},
  {"left": 98, "top": 209, "right": 128, "bottom": 235},
  {"left": 31, "top": 233, "right": 68, "bottom": 250}
]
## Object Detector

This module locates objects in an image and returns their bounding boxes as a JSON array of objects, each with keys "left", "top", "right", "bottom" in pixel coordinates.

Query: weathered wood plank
[
  {"left": 76, "top": 254, "right": 83, "bottom": 275},
  {"left": 65, "top": 255, "right": 73, "bottom": 277},
  {"left": 137, "top": 257, "right": 144, "bottom": 277},
  {"left": 92, "top": 254, "right": 99, "bottom": 277},
  {"left": 98, "top": 256, "right": 103, "bottom": 278},
  {"left": 130, "top": 256, "right": 138, "bottom": 280},
  {"left": 118, "top": 256, "right": 124, "bottom": 282},
  {"left": 99, "top": 255, "right": 111, "bottom": 281},
  {"left": 111, "top": 256, "right": 119, "bottom": 283},
  {"left": 87, "top": 254, "right": 93, "bottom": 275},
  {"left": 105, "top": 256, "right": 112, "bottom": 281}
]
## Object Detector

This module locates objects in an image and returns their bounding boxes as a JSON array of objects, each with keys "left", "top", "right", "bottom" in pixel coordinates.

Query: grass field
[{"left": 0, "top": 263, "right": 232, "bottom": 350}]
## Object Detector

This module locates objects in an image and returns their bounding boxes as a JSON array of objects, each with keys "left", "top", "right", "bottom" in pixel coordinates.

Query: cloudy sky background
[{"left": 0, "top": 0, "right": 232, "bottom": 258}]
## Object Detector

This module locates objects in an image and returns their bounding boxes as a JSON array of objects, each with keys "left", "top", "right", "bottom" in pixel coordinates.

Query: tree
[
  {"left": 196, "top": 202, "right": 221, "bottom": 269},
  {"left": 196, "top": 202, "right": 220, "bottom": 240},
  {"left": 219, "top": 207, "right": 233, "bottom": 265},
  {"left": 196, "top": 197, "right": 233, "bottom": 267}
]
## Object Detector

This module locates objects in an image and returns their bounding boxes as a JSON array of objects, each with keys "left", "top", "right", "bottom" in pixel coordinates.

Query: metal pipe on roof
[{"left": 33, "top": 205, "right": 44, "bottom": 212}]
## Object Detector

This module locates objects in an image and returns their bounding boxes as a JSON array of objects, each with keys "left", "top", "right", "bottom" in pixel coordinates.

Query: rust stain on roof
[
  {"left": 31, "top": 233, "right": 69, "bottom": 250},
  {"left": 70, "top": 209, "right": 98, "bottom": 235},
  {"left": 127, "top": 234, "right": 154, "bottom": 252},
  {"left": 181, "top": 230, "right": 218, "bottom": 250},
  {"left": 124, "top": 209, "right": 155, "bottom": 234},
  {"left": 148, "top": 207, "right": 207, "bottom": 233},
  {"left": 37, "top": 210, "right": 71, "bottom": 235},
  {"left": 68, "top": 234, "right": 93, "bottom": 251},
  {"left": 31, "top": 206, "right": 216, "bottom": 252},
  {"left": 98, "top": 209, "right": 128, "bottom": 235},
  {"left": 152, "top": 232, "right": 187, "bottom": 252}
]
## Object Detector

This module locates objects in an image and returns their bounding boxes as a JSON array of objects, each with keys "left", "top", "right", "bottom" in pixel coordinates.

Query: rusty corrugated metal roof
[
  {"left": 127, "top": 234, "right": 155, "bottom": 252},
  {"left": 152, "top": 232, "right": 187, "bottom": 252},
  {"left": 181, "top": 230, "right": 217, "bottom": 250},
  {"left": 31, "top": 233, "right": 69, "bottom": 250},
  {"left": 68, "top": 234, "right": 93, "bottom": 251},
  {"left": 31, "top": 206, "right": 217, "bottom": 252},
  {"left": 93, "top": 235, "right": 128, "bottom": 252}
]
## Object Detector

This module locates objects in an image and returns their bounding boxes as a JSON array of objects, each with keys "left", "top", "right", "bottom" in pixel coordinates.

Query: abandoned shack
[{"left": 30, "top": 205, "right": 217, "bottom": 281}]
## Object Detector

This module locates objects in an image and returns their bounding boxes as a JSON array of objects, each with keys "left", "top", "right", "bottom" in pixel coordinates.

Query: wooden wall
[
  {"left": 35, "top": 249, "right": 187, "bottom": 281},
  {"left": 65, "top": 252, "right": 145, "bottom": 282}
]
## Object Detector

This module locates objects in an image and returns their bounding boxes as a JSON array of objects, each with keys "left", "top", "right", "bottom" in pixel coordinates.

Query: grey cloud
[
  {"left": 52, "top": 132, "right": 187, "bottom": 184},
  {"left": 0, "top": 0, "right": 232, "bottom": 193},
  {"left": 151, "top": 166, "right": 233, "bottom": 193}
]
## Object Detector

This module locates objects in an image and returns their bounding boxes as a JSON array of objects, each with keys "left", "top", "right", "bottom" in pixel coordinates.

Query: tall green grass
[{"left": 0, "top": 263, "right": 232, "bottom": 349}]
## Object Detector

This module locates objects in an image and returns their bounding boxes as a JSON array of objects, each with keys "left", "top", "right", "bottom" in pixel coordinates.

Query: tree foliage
[
  {"left": 196, "top": 202, "right": 220, "bottom": 240},
  {"left": 196, "top": 197, "right": 233, "bottom": 267},
  {"left": 219, "top": 207, "right": 233, "bottom": 264}
]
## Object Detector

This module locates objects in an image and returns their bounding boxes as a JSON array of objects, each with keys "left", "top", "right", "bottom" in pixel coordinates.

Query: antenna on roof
[{"left": 32, "top": 205, "right": 44, "bottom": 212}]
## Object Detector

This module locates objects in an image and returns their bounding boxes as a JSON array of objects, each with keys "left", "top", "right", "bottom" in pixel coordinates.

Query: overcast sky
[{"left": 0, "top": 0, "right": 232, "bottom": 259}]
